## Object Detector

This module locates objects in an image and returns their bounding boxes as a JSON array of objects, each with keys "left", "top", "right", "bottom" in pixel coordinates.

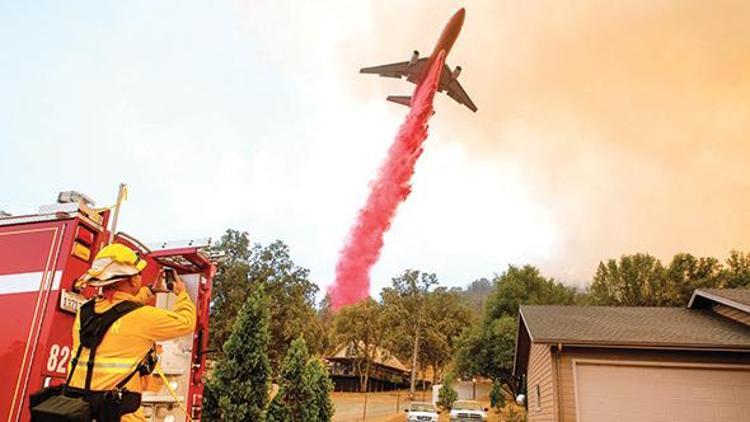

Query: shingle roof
[
  {"left": 328, "top": 342, "right": 408, "bottom": 372},
  {"left": 690, "top": 288, "right": 750, "bottom": 310},
  {"left": 520, "top": 305, "right": 750, "bottom": 350},
  {"left": 700, "top": 288, "right": 750, "bottom": 306}
]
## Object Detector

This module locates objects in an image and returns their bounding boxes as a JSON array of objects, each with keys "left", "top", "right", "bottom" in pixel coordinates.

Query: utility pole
[{"left": 409, "top": 320, "right": 420, "bottom": 399}]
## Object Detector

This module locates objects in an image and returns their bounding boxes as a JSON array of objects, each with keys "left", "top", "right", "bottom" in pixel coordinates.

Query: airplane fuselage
[{"left": 423, "top": 8, "right": 465, "bottom": 80}]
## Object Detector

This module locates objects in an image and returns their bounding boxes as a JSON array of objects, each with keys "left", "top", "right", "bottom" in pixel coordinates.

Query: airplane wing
[
  {"left": 359, "top": 61, "right": 410, "bottom": 79},
  {"left": 360, "top": 58, "right": 428, "bottom": 81},
  {"left": 360, "top": 58, "right": 477, "bottom": 112},
  {"left": 440, "top": 64, "right": 478, "bottom": 112}
]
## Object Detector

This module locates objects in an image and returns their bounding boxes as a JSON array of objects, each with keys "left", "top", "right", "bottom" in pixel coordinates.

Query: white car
[
  {"left": 450, "top": 400, "right": 488, "bottom": 421},
  {"left": 405, "top": 402, "right": 439, "bottom": 422}
]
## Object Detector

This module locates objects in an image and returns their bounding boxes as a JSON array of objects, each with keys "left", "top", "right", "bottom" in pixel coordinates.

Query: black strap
[
  {"left": 84, "top": 342, "right": 98, "bottom": 391},
  {"left": 75, "top": 299, "right": 143, "bottom": 392},
  {"left": 115, "top": 349, "right": 156, "bottom": 390},
  {"left": 66, "top": 344, "right": 84, "bottom": 384},
  {"left": 62, "top": 344, "right": 85, "bottom": 396},
  {"left": 79, "top": 300, "right": 143, "bottom": 348}
]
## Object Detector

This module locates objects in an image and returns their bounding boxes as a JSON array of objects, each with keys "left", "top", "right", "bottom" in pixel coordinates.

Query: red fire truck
[{"left": 0, "top": 191, "right": 215, "bottom": 421}]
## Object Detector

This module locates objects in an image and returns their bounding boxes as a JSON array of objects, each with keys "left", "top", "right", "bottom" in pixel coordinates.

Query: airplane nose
[{"left": 453, "top": 7, "right": 466, "bottom": 24}]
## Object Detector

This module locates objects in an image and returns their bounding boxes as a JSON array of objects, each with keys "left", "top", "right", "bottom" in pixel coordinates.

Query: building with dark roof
[
  {"left": 326, "top": 342, "right": 410, "bottom": 392},
  {"left": 514, "top": 288, "right": 750, "bottom": 422}
]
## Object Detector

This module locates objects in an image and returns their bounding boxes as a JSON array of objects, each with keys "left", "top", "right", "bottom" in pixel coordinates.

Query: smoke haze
[{"left": 345, "top": 0, "right": 750, "bottom": 284}]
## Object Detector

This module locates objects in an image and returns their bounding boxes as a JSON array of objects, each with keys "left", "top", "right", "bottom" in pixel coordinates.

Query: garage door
[{"left": 575, "top": 362, "right": 750, "bottom": 422}]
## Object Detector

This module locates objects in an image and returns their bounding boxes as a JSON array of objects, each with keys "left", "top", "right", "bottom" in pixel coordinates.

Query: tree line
[
  {"left": 203, "top": 228, "right": 750, "bottom": 417},
  {"left": 589, "top": 251, "right": 750, "bottom": 306}
]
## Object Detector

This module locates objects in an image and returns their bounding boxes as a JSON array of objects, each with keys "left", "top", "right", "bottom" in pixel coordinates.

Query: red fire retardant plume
[{"left": 329, "top": 50, "right": 446, "bottom": 310}]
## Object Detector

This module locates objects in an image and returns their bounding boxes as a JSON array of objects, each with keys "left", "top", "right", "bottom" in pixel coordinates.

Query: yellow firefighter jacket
[{"left": 68, "top": 287, "right": 196, "bottom": 422}]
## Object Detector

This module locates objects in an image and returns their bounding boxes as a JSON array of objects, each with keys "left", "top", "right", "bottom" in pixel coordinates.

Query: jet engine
[
  {"left": 452, "top": 65, "right": 462, "bottom": 79},
  {"left": 409, "top": 50, "right": 419, "bottom": 66}
]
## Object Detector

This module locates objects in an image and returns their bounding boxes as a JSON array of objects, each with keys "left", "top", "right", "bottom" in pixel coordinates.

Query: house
[
  {"left": 513, "top": 288, "right": 750, "bottom": 421},
  {"left": 326, "top": 342, "right": 410, "bottom": 392}
]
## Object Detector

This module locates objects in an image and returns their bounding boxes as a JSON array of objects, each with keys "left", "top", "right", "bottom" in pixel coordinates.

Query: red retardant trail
[{"left": 329, "top": 50, "right": 446, "bottom": 310}]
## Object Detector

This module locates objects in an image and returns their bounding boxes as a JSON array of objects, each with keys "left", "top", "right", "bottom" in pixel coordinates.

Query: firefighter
[{"left": 70, "top": 244, "right": 196, "bottom": 421}]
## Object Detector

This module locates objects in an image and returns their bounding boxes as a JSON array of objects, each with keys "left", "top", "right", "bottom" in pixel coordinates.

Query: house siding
[
  {"left": 712, "top": 303, "right": 750, "bottom": 326},
  {"left": 527, "top": 343, "right": 556, "bottom": 422},
  {"left": 555, "top": 347, "right": 750, "bottom": 422}
]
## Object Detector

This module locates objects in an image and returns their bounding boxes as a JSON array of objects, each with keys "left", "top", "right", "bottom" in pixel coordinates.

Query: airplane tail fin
[{"left": 386, "top": 95, "right": 412, "bottom": 107}]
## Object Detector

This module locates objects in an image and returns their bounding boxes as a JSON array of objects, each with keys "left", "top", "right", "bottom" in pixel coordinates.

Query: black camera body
[{"left": 163, "top": 267, "right": 175, "bottom": 291}]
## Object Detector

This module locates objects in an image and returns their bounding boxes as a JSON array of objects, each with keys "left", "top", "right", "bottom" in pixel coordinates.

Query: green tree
[
  {"left": 208, "top": 230, "right": 325, "bottom": 369},
  {"left": 437, "top": 373, "right": 458, "bottom": 410},
  {"left": 455, "top": 265, "right": 575, "bottom": 396},
  {"left": 724, "top": 250, "right": 750, "bottom": 288},
  {"left": 316, "top": 294, "right": 336, "bottom": 356},
  {"left": 381, "top": 270, "right": 438, "bottom": 397},
  {"left": 332, "top": 298, "right": 387, "bottom": 393},
  {"left": 490, "top": 378, "right": 506, "bottom": 412},
  {"left": 420, "top": 287, "right": 473, "bottom": 384},
  {"left": 266, "top": 337, "right": 322, "bottom": 421},
  {"left": 204, "top": 285, "right": 271, "bottom": 421},
  {"left": 485, "top": 265, "right": 576, "bottom": 319},
  {"left": 307, "top": 357, "right": 335, "bottom": 422},
  {"left": 588, "top": 252, "right": 750, "bottom": 306},
  {"left": 201, "top": 381, "right": 221, "bottom": 421},
  {"left": 589, "top": 254, "right": 667, "bottom": 306},
  {"left": 664, "top": 253, "right": 723, "bottom": 305},
  {"left": 208, "top": 229, "right": 252, "bottom": 353},
  {"left": 266, "top": 395, "right": 291, "bottom": 422},
  {"left": 461, "top": 278, "right": 493, "bottom": 318},
  {"left": 257, "top": 240, "right": 325, "bottom": 366},
  {"left": 588, "top": 251, "right": 750, "bottom": 306},
  {"left": 455, "top": 315, "right": 517, "bottom": 389}
]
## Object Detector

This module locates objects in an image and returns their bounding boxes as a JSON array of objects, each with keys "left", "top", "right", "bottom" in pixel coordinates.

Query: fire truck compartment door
[{"left": 0, "top": 227, "right": 64, "bottom": 421}]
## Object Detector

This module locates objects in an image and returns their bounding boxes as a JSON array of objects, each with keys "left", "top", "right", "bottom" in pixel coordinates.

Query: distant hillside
[{"left": 457, "top": 278, "right": 493, "bottom": 316}]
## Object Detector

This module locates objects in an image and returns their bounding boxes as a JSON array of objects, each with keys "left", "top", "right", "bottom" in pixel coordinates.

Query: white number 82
[{"left": 46, "top": 344, "right": 71, "bottom": 374}]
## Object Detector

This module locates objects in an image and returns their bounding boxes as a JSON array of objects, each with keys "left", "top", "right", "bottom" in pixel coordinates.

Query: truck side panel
[{"left": 0, "top": 223, "right": 67, "bottom": 421}]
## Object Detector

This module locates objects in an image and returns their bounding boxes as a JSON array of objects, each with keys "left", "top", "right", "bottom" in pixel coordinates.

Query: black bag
[
  {"left": 30, "top": 300, "right": 145, "bottom": 422},
  {"left": 28, "top": 387, "right": 90, "bottom": 421},
  {"left": 29, "top": 384, "right": 143, "bottom": 422}
]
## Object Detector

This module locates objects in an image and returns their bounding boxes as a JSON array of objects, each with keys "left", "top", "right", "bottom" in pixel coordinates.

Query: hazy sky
[{"left": 2, "top": 0, "right": 749, "bottom": 294}]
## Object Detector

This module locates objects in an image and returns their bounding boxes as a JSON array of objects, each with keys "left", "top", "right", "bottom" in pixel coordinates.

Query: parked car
[
  {"left": 405, "top": 402, "right": 439, "bottom": 422},
  {"left": 450, "top": 400, "right": 488, "bottom": 421}
]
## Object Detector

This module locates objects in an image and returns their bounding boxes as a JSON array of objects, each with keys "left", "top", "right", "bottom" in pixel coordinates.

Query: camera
[{"left": 163, "top": 267, "right": 176, "bottom": 291}]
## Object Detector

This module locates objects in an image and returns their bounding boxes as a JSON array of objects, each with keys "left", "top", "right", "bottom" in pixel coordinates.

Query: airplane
[{"left": 359, "top": 8, "right": 477, "bottom": 112}]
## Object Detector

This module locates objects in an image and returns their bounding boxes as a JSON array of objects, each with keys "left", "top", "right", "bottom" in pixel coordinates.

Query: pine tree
[
  {"left": 201, "top": 382, "right": 221, "bottom": 421},
  {"left": 490, "top": 378, "right": 507, "bottom": 412},
  {"left": 437, "top": 373, "right": 458, "bottom": 410},
  {"left": 265, "top": 394, "right": 291, "bottom": 422},
  {"left": 307, "top": 357, "right": 335, "bottom": 421},
  {"left": 205, "top": 286, "right": 271, "bottom": 421},
  {"left": 266, "top": 337, "right": 323, "bottom": 421}
]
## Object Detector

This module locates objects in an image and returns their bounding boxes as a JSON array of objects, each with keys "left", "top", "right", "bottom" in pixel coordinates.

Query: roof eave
[
  {"left": 513, "top": 308, "right": 534, "bottom": 377},
  {"left": 529, "top": 339, "right": 750, "bottom": 353},
  {"left": 689, "top": 289, "right": 750, "bottom": 314}
]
